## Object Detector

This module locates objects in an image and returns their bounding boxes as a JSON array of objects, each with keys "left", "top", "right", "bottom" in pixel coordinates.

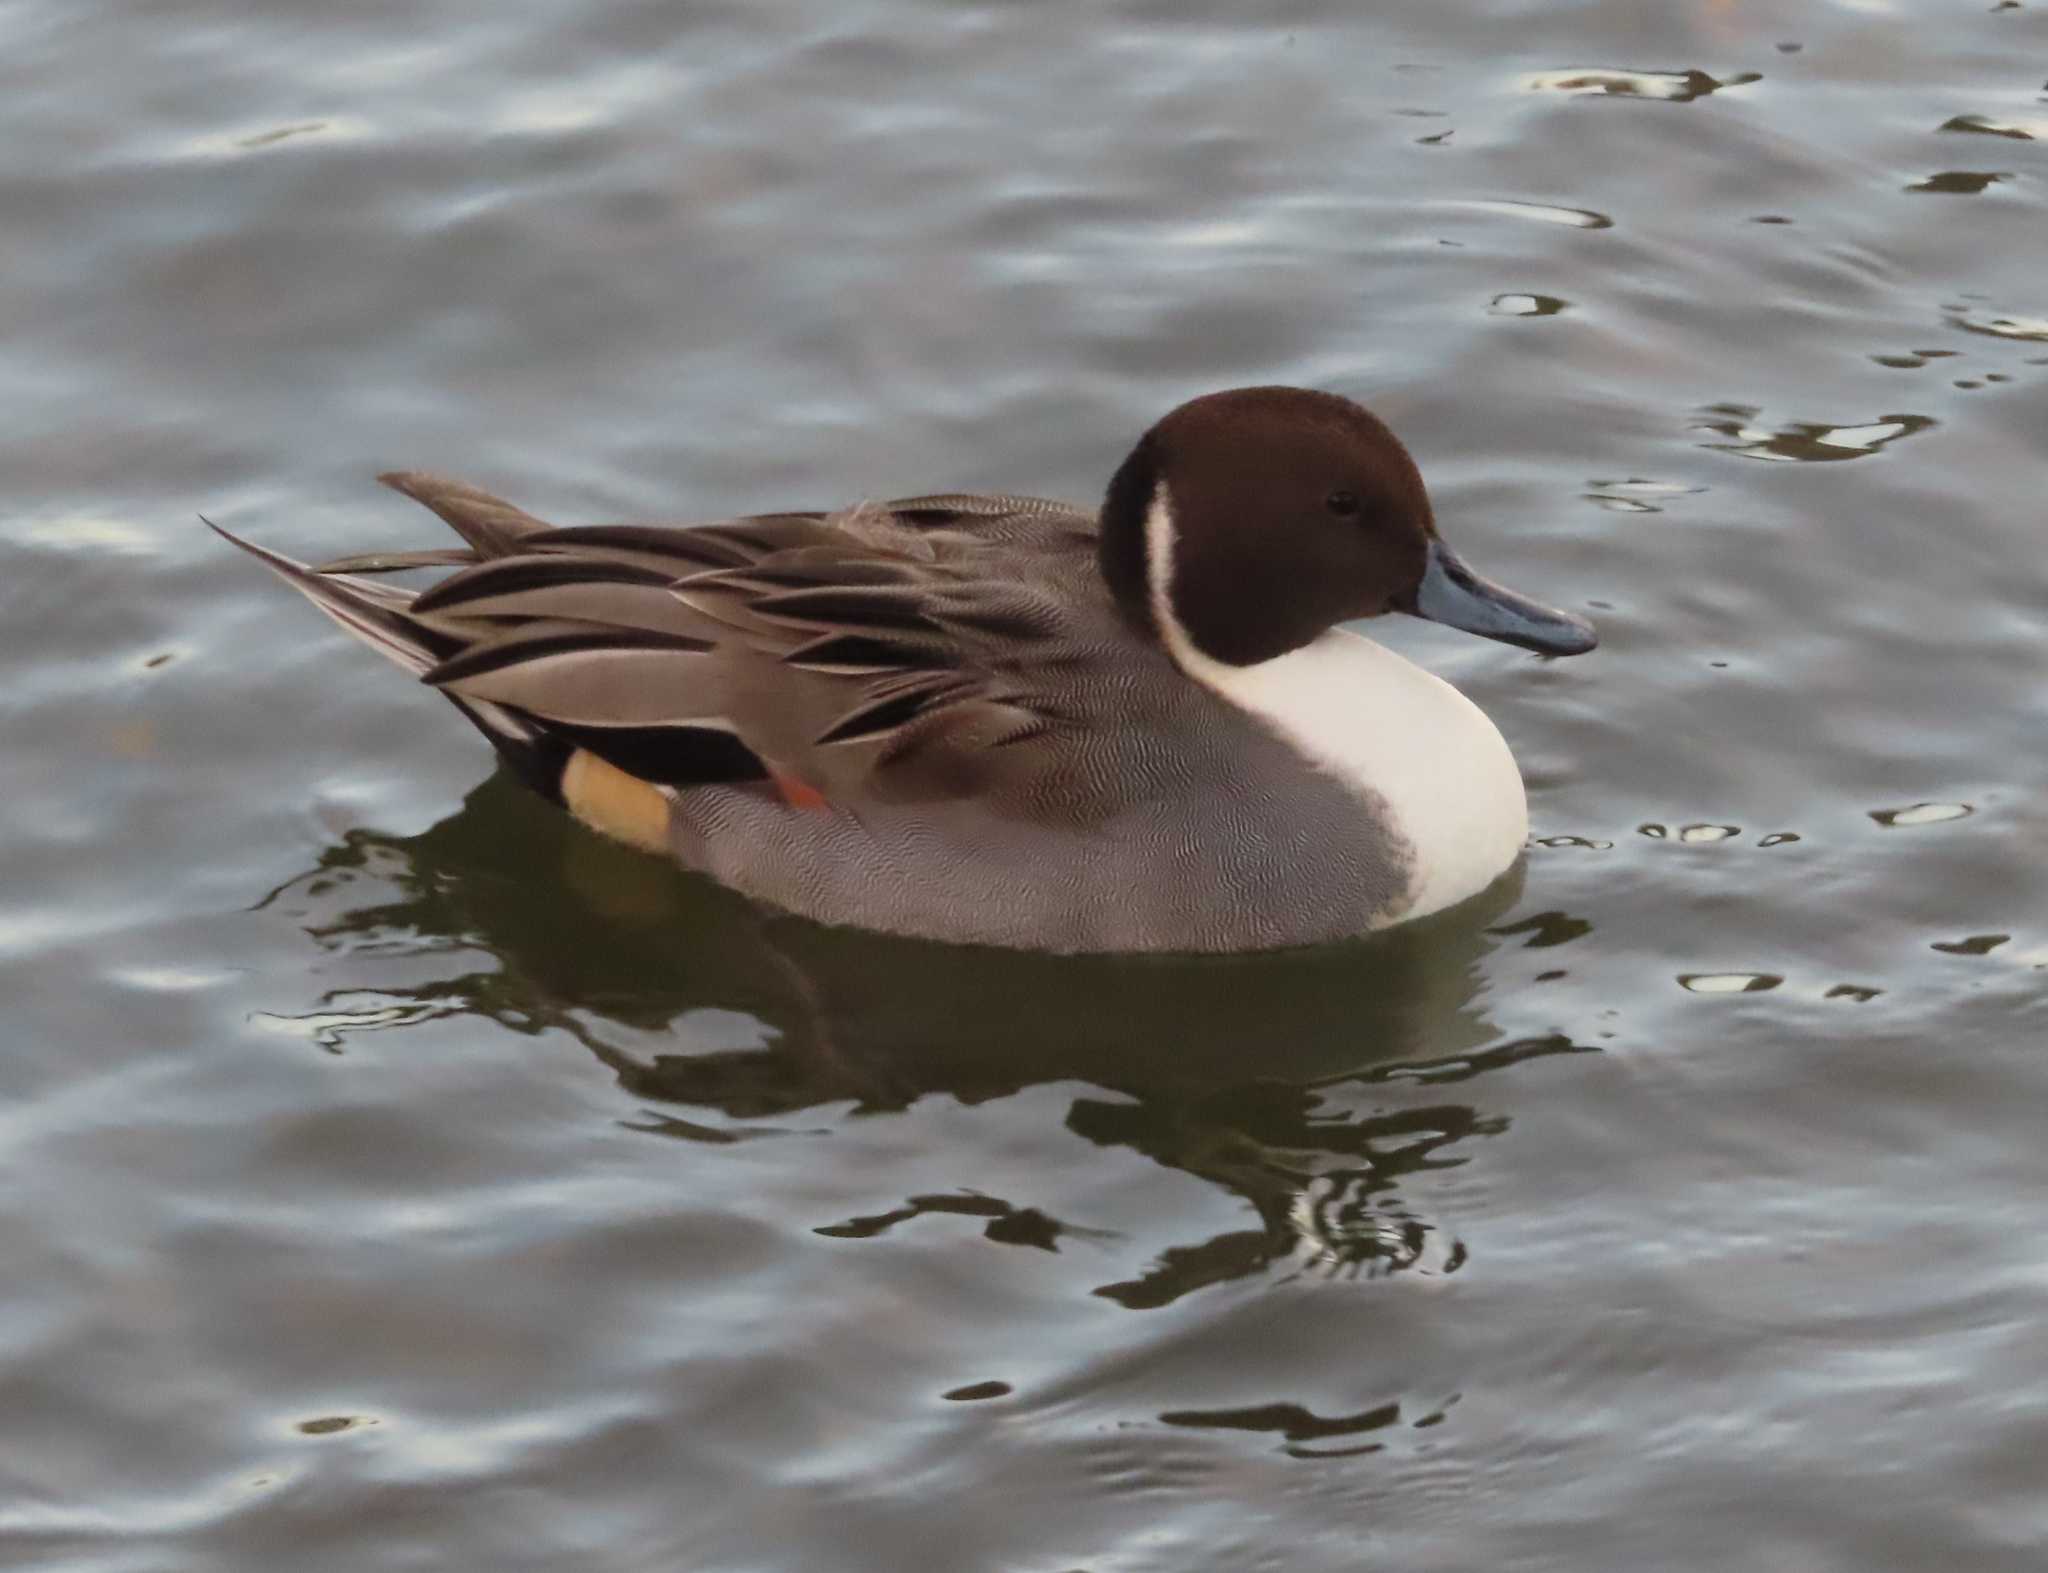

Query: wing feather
[
  {"left": 225, "top": 479, "right": 1103, "bottom": 812},
  {"left": 427, "top": 628, "right": 722, "bottom": 727}
]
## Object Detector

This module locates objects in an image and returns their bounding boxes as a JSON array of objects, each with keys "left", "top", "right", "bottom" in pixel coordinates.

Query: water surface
[{"left": 5, "top": 1, "right": 2047, "bottom": 1567}]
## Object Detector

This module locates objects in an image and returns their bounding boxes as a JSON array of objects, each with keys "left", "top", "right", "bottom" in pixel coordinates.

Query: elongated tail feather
[
  {"left": 205, "top": 518, "right": 570, "bottom": 800},
  {"left": 205, "top": 519, "right": 451, "bottom": 675}
]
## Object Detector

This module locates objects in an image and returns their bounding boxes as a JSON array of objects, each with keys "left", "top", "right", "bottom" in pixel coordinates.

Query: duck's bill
[{"left": 1404, "top": 539, "right": 1597, "bottom": 656}]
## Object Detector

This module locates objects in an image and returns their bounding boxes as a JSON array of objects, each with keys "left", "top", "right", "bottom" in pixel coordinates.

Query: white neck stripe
[
  {"left": 1144, "top": 485, "right": 1237, "bottom": 681},
  {"left": 1142, "top": 485, "right": 1194, "bottom": 659}
]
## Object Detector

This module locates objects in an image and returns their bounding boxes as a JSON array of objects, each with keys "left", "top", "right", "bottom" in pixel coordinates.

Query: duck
[{"left": 214, "top": 386, "right": 1595, "bottom": 953}]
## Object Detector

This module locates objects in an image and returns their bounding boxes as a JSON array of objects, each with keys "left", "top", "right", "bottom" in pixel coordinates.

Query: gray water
[{"left": 6, "top": 1, "right": 2047, "bottom": 1568}]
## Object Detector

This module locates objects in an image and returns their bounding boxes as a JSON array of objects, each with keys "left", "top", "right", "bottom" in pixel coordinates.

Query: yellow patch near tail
[{"left": 562, "top": 749, "right": 671, "bottom": 855}]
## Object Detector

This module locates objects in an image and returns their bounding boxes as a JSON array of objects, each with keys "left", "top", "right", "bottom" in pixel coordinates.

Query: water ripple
[
  {"left": 10, "top": 0, "right": 2048, "bottom": 1564},
  {"left": 1946, "top": 307, "right": 2048, "bottom": 342},
  {"left": 1521, "top": 67, "right": 1762, "bottom": 102},
  {"left": 1696, "top": 405, "right": 1935, "bottom": 462},
  {"left": 1440, "top": 197, "right": 1614, "bottom": 229},
  {"left": 1871, "top": 802, "right": 1975, "bottom": 827}
]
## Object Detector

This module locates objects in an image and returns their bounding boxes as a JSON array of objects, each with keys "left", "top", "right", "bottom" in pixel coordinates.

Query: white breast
[
  {"left": 1146, "top": 495, "right": 1529, "bottom": 923},
  {"left": 1195, "top": 630, "right": 1528, "bottom": 920}
]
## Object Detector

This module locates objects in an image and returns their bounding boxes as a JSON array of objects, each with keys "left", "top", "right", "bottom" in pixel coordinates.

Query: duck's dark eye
[{"left": 1325, "top": 490, "right": 1361, "bottom": 518}]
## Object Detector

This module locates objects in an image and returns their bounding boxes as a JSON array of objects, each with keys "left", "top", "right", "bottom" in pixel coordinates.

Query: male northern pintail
[{"left": 216, "top": 387, "right": 1595, "bottom": 952}]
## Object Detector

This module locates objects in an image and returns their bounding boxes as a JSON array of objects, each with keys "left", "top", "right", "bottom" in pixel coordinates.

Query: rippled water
[{"left": 7, "top": 1, "right": 2047, "bottom": 1567}]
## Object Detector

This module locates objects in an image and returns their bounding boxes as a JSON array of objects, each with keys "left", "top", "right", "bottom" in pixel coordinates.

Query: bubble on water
[
  {"left": 1696, "top": 404, "right": 1934, "bottom": 462},
  {"left": 1536, "top": 835, "right": 1613, "bottom": 850},
  {"left": 1678, "top": 972, "right": 1783, "bottom": 994},
  {"left": 1679, "top": 824, "right": 1739, "bottom": 843},
  {"left": 1442, "top": 198, "right": 1613, "bottom": 229},
  {"left": 1870, "top": 801, "right": 1973, "bottom": 827},
  {"left": 1759, "top": 832, "right": 1801, "bottom": 847},
  {"left": 1591, "top": 479, "right": 1703, "bottom": 496},
  {"left": 1584, "top": 478, "right": 1703, "bottom": 515},
  {"left": 1946, "top": 308, "right": 2048, "bottom": 342},
  {"left": 1489, "top": 292, "right": 1569, "bottom": 317},
  {"left": 1521, "top": 67, "right": 1761, "bottom": 102},
  {"left": 1826, "top": 984, "right": 1883, "bottom": 1002}
]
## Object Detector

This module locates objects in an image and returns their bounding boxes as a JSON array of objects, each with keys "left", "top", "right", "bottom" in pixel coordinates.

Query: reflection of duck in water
[
  {"left": 221, "top": 386, "right": 1593, "bottom": 952},
  {"left": 259, "top": 774, "right": 1590, "bottom": 1303}
]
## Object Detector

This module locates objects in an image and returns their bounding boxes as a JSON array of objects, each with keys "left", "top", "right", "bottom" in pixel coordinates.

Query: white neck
[{"left": 1144, "top": 489, "right": 1528, "bottom": 923}]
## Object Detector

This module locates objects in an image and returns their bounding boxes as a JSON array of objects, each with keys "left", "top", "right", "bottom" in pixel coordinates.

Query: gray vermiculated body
[{"left": 664, "top": 502, "right": 1416, "bottom": 950}]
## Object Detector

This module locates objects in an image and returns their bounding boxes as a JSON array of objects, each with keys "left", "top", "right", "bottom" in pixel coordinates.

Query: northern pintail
[{"left": 216, "top": 386, "right": 1595, "bottom": 951}]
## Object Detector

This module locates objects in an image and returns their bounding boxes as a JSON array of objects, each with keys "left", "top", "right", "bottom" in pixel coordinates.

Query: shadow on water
[{"left": 257, "top": 771, "right": 1594, "bottom": 1305}]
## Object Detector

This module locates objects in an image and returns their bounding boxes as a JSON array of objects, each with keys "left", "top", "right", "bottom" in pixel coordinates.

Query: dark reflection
[
  {"left": 1488, "top": 910, "right": 1591, "bottom": 949},
  {"left": 295, "top": 1415, "right": 378, "bottom": 1437},
  {"left": 1159, "top": 1399, "right": 1402, "bottom": 1460},
  {"left": 1939, "top": 113, "right": 2040, "bottom": 141},
  {"left": 257, "top": 772, "right": 1588, "bottom": 1304},
  {"left": 817, "top": 1192, "right": 1088, "bottom": 1251},
  {"left": 1931, "top": 934, "right": 2008, "bottom": 956},
  {"left": 942, "top": 1381, "right": 1011, "bottom": 1402},
  {"left": 1070, "top": 1082, "right": 1502, "bottom": 1307},
  {"left": 237, "top": 121, "right": 328, "bottom": 149},
  {"left": 1906, "top": 171, "right": 2010, "bottom": 195},
  {"left": 1161, "top": 1390, "right": 1464, "bottom": 1459},
  {"left": 1870, "top": 350, "right": 1959, "bottom": 369}
]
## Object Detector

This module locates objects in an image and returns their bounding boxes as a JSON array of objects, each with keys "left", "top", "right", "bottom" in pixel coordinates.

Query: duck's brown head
[{"left": 1100, "top": 386, "right": 1596, "bottom": 666}]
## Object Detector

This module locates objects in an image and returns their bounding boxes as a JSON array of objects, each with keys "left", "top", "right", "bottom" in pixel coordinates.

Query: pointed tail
[{"left": 207, "top": 518, "right": 569, "bottom": 799}]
